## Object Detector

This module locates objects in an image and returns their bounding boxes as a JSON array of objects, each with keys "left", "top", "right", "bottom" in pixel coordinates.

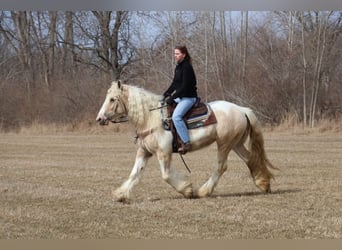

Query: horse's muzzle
[{"left": 96, "top": 117, "right": 109, "bottom": 126}]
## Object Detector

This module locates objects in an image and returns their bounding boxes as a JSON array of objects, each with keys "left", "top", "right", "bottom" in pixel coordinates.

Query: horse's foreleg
[
  {"left": 157, "top": 151, "right": 193, "bottom": 198},
  {"left": 195, "top": 147, "right": 229, "bottom": 198},
  {"left": 113, "top": 147, "right": 151, "bottom": 202}
]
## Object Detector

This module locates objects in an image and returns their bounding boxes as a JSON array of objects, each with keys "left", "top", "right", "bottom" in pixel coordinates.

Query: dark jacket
[{"left": 163, "top": 58, "right": 197, "bottom": 101}]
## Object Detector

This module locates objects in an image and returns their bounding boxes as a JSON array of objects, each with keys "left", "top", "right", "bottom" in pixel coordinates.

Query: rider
[{"left": 162, "top": 45, "right": 198, "bottom": 154}]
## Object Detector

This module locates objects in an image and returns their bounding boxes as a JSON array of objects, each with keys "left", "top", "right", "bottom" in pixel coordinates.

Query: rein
[
  {"left": 179, "top": 154, "right": 191, "bottom": 173},
  {"left": 149, "top": 104, "right": 167, "bottom": 111}
]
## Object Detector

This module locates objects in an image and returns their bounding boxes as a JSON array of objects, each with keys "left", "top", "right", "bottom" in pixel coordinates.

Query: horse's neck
[{"left": 127, "top": 87, "right": 160, "bottom": 129}]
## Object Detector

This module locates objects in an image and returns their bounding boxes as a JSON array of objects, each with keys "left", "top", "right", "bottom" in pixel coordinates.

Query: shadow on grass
[
  {"left": 211, "top": 188, "right": 302, "bottom": 198},
  {"left": 140, "top": 188, "right": 302, "bottom": 204}
]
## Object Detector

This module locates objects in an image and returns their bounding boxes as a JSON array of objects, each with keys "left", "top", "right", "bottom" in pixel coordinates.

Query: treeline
[{"left": 0, "top": 11, "right": 341, "bottom": 131}]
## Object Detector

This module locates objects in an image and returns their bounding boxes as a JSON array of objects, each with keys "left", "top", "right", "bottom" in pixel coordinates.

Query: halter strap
[
  {"left": 110, "top": 95, "right": 129, "bottom": 123},
  {"left": 117, "top": 96, "right": 128, "bottom": 115}
]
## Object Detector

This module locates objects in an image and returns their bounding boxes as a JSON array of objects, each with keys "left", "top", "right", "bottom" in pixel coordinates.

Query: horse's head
[{"left": 96, "top": 80, "right": 129, "bottom": 125}]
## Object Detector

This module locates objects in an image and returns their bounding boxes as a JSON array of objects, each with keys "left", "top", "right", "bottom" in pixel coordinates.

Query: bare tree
[
  {"left": 70, "top": 11, "right": 131, "bottom": 81},
  {"left": 10, "top": 11, "right": 35, "bottom": 92},
  {"left": 62, "top": 11, "right": 75, "bottom": 74},
  {"left": 1, "top": 10, "right": 342, "bottom": 130},
  {"left": 210, "top": 12, "right": 225, "bottom": 100},
  {"left": 308, "top": 12, "right": 331, "bottom": 127},
  {"left": 47, "top": 11, "right": 57, "bottom": 86},
  {"left": 29, "top": 11, "right": 57, "bottom": 88},
  {"left": 300, "top": 11, "right": 308, "bottom": 128},
  {"left": 241, "top": 11, "right": 248, "bottom": 87}
]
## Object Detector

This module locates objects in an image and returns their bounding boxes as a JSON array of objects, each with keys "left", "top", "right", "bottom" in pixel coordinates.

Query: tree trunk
[
  {"left": 110, "top": 11, "right": 126, "bottom": 80},
  {"left": 300, "top": 12, "right": 307, "bottom": 128},
  {"left": 211, "top": 12, "right": 225, "bottom": 100},
  {"left": 92, "top": 11, "right": 111, "bottom": 82},
  {"left": 241, "top": 11, "right": 248, "bottom": 88},
  {"left": 63, "top": 11, "right": 74, "bottom": 74},
  {"left": 92, "top": 11, "right": 127, "bottom": 81},
  {"left": 204, "top": 13, "right": 209, "bottom": 102},
  {"left": 47, "top": 11, "right": 57, "bottom": 87},
  {"left": 11, "top": 11, "right": 34, "bottom": 93},
  {"left": 219, "top": 11, "right": 229, "bottom": 88},
  {"left": 310, "top": 12, "right": 330, "bottom": 127}
]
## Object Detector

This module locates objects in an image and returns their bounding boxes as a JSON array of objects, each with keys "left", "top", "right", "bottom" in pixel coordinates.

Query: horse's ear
[{"left": 117, "top": 80, "right": 124, "bottom": 90}]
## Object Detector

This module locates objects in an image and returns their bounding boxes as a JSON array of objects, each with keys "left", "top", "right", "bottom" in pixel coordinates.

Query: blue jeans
[{"left": 172, "top": 97, "right": 197, "bottom": 144}]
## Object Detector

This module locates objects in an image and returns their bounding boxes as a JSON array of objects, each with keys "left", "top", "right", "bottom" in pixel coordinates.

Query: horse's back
[
  {"left": 209, "top": 100, "right": 252, "bottom": 117},
  {"left": 209, "top": 100, "right": 257, "bottom": 130}
]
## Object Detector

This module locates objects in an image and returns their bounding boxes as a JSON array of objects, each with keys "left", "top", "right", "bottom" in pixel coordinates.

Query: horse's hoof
[
  {"left": 112, "top": 190, "right": 130, "bottom": 203},
  {"left": 194, "top": 187, "right": 212, "bottom": 198},
  {"left": 255, "top": 179, "right": 271, "bottom": 194},
  {"left": 182, "top": 188, "right": 193, "bottom": 199},
  {"left": 183, "top": 191, "right": 193, "bottom": 199}
]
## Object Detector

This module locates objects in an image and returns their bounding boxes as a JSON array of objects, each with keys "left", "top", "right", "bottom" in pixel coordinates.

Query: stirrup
[{"left": 178, "top": 143, "right": 191, "bottom": 155}]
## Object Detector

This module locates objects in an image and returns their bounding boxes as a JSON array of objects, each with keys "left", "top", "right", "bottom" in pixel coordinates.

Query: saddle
[{"left": 164, "top": 98, "right": 217, "bottom": 153}]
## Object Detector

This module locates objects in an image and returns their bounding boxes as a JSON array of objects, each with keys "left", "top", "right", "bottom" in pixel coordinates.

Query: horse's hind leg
[
  {"left": 195, "top": 146, "right": 229, "bottom": 198},
  {"left": 234, "top": 143, "right": 272, "bottom": 193},
  {"left": 233, "top": 143, "right": 250, "bottom": 163}
]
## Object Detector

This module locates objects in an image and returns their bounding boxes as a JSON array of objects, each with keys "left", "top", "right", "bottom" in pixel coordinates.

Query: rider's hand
[
  {"left": 166, "top": 97, "right": 174, "bottom": 105},
  {"left": 161, "top": 94, "right": 168, "bottom": 103}
]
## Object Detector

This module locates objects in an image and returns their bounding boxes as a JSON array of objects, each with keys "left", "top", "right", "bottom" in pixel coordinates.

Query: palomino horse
[{"left": 96, "top": 80, "right": 276, "bottom": 202}]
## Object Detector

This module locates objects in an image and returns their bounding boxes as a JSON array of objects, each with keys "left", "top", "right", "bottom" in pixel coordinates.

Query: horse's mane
[{"left": 126, "top": 84, "right": 162, "bottom": 129}]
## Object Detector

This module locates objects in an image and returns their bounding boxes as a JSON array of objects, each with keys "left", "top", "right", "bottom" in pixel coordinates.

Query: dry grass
[
  {"left": 0, "top": 129, "right": 342, "bottom": 239},
  {"left": 271, "top": 113, "right": 342, "bottom": 133},
  {"left": 16, "top": 119, "right": 131, "bottom": 135}
]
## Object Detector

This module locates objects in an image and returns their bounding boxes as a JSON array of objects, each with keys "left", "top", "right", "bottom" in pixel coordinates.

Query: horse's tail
[{"left": 244, "top": 109, "right": 277, "bottom": 193}]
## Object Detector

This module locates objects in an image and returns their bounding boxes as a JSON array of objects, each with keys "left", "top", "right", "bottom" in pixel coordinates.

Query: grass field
[{"left": 0, "top": 129, "right": 341, "bottom": 239}]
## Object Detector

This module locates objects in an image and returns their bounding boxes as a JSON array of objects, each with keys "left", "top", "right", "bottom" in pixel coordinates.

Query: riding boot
[{"left": 178, "top": 142, "right": 191, "bottom": 155}]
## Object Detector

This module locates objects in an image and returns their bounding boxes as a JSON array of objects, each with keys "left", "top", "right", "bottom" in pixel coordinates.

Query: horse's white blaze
[
  {"left": 96, "top": 103, "right": 107, "bottom": 121},
  {"left": 98, "top": 81, "right": 276, "bottom": 202},
  {"left": 96, "top": 94, "right": 111, "bottom": 122}
]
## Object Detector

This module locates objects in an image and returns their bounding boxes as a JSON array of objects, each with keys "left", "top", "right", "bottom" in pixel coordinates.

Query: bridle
[{"left": 108, "top": 95, "right": 129, "bottom": 123}]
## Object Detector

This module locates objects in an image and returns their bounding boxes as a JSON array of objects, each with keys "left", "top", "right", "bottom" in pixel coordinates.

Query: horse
[{"left": 96, "top": 80, "right": 276, "bottom": 202}]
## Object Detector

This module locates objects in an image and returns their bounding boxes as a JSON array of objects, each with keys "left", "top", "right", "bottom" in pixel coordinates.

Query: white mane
[{"left": 126, "top": 85, "right": 163, "bottom": 129}]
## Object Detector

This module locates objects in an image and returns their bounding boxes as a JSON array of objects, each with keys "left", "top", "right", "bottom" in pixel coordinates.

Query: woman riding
[{"left": 162, "top": 45, "right": 198, "bottom": 154}]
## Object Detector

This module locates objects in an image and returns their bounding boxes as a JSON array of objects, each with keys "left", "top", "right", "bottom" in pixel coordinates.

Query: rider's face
[{"left": 174, "top": 49, "right": 185, "bottom": 63}]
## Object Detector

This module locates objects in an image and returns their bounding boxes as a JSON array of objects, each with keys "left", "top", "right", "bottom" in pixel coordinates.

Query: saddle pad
[
  {"left": 163, "top": 102, "right": 217, "bottom": 131},
  {"left": 184, "top": 102, "right": 208, "bottom": 119},
  {"left": 185, "top": 104, "right": 217, "bottom": 129}
]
